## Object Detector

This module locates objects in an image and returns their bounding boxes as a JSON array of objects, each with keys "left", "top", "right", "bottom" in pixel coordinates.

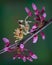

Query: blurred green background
[{"left": 0, "top": 0, "right": 52, "bottom": 65}]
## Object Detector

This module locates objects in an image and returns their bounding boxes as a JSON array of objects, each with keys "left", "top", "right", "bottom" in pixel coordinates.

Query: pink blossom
[
  {"left": 22, "top": 56, "right": 26, "bottom": 62},
  {"left": 34, "top": 12, "right": 46, "bottom": 22},
  {"left": 34, "top": 10, "right": 39, "bottom": 16},
  {"left": 20, "top": 44, "right": 24, "bottom": 52},
  {"left": 20, "top": 44, "right": 24, "bottom": 49},
  {"left": 4, "top": 47, "right": 12, "bottom": 52},
  {"left": 29, "top": 51, "right": 38, "bottom": 59},
  {"left": 2, "top": 38, "right": 9, "bottom": 43},
  {"left": 42, "top": 13, "right": 46, "bottom": 18},
  {"left": 30, "top": 3, "right": 46, "bottom": 43},
  {"left": 2, "top": 38, "right": 10, "bottom": 47},
  {"left": 40, "top": 13, "right": 46, "bottom": 22},
  {"left": 31, "top": 54, "right": 38, "bottom": 59},
  {"left": 32, "top": 24, "right": 38, "bottom": 29},
  {"left": 30, "top": 24, "right": 38, "bottom": 33},
  {"left": 26, "top": 56, "right": 33, "bottom": 62},
  {"left": 32, "top": 3, "right": 39, "bottom": 16},
  {"left": 32, "top": 3, "right": 46, "bottom": 22},
  {"left": 33, "top": 35, "right": 38, "bottom": 43},
  {"left": 40, "top": 32, "right": 45, "bottom": 40},
  {"left": 4, "top": 47, "right": 9, "bottom": 51},
  {"left": 41, "top": 6, "right": 45, "bottom": 14},
  {"left": 25, "top": 7, "right": 32, "bottom": 16},
  {"left": 30, "top": 25, "right": 46, "bottom": 43},
  {"left": 2, "top": 38, "right": 13, "bottom": 52},
  {"left": 32, "top": 3, "right": 37, "bottom": 11},
  {"left": 25, "top": 7, "right": 30, "bottom": 13}
]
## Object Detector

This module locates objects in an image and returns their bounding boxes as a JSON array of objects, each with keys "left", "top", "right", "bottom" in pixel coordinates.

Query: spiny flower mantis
[{"left": 14, "top": 16, "right": 32, "bottom": 43}]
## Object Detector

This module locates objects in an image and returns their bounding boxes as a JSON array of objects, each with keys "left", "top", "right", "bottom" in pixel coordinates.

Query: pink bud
[
  {"left": 20, "top": 55, "right": 26, "bottom": 62},
  {"left": 28, "top": 11, "right": 32, "bottom": 16},
  {"left": 22, "top": 56, "right": 26, "bottom": 62},
  {"left": 32, "top": 3, "right": 37, "bottom": 11},
  {"left": 40, "top": 32, "right": 45, "bottom": 40},
  {"left": 4, "top": 47, "right": 9, "bottom": 51},
  {"left": 29, "top": 51, "right": 38, "bottom": 59},
  {"left": 4, "top": 47, "right": 12, "bottom": 52},
  {"left": 13, "top": 54, "right": 17, "bottom": 60},
  {"left": 2, "top": 38, "right": 9, "bottom": 43},
  {"left": 30, "top": 24, "right": 38, "bottom": 33},
  {"left": 20, "top": 44, "right": 24, "bottom": 49},
  {"left": 40, "top": 16, "right": 44, "bottom": 22},
  {"left": 32, "top": 24, "right": 38, "bottom": 29},
  {"left": 42, "top": 13, "right": 46, "bottom": 18},
  {"left": 34, "top": 10, "right": 39, "bottom": 16},
  {"left": 33, "top": 35, "right": 38, "bottom": 43},
  {"left": 27, "top": 56, "right": 33, "bottom": 62},
  {"left": 41, "top": 6, "right": 45, "bottom": 14},
  {"left": 2, "top": 38, "right": 10, "bottom": 47},
  {"left": 30, "top": 29, "right": 34, "bottom": 33},
  {"left": 25, "top": 7, "right": 32, "bottom": 16},
  {"left": 25, "top": 7, "right": 30, "bottom": 13},
  {"left": 31, "top": 54, "right": 38, "bottom": 59}
]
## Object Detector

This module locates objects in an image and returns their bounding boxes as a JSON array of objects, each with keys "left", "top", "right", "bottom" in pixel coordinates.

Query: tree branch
[{"left": 0, "top": 19, "right": 52, "bottom": 54}]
